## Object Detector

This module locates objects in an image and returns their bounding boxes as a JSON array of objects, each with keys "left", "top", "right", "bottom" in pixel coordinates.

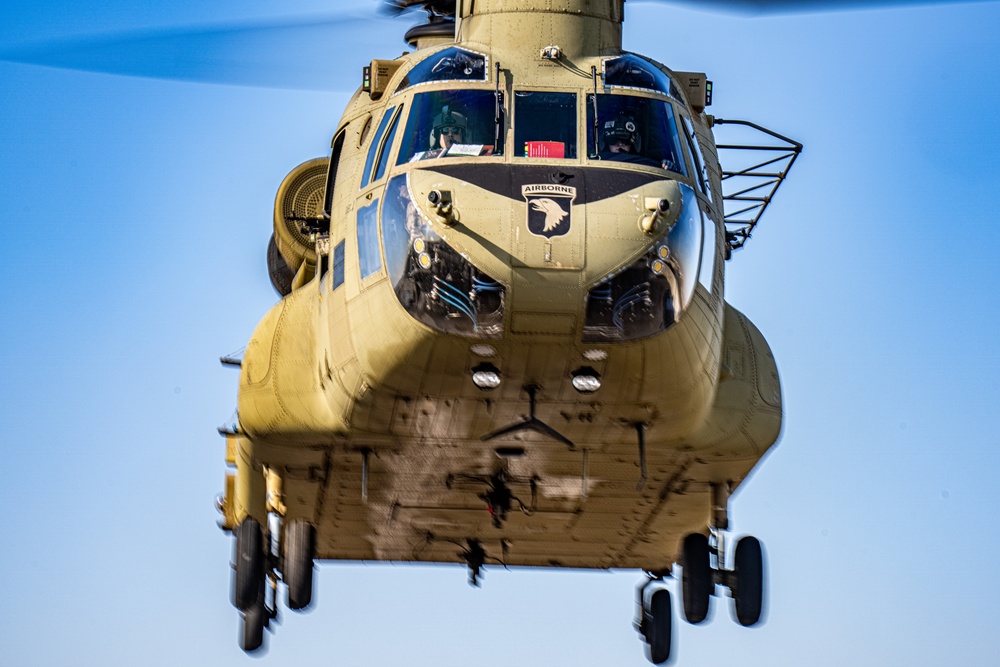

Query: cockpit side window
[
  {"left": 373, "top": 106, "right": 403, "bottom": 183},
  {"left": 513, "top": 91, "right": 577, "bottom": 159},
  {"left": 361, "top": 107, "right": 396, "bottom": 189},
  {"left": 586, "top": 94, "right": 688, "bottom": 176},
  {"left": 396, "top": 90, "right": 497, "bottom": 164},
  {"left": 395, "top": 47, "right": 488, "bottom": 94},
  {"left": 681, "top": 116, "right": 711, "bottom": 200}
]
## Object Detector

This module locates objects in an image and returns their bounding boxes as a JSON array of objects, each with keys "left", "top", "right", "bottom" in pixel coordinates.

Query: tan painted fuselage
[{"left": 222, "top": 0, "right": 782, "bottom": 574}]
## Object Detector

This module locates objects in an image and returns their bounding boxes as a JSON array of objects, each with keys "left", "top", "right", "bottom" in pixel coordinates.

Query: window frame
[
  {"left": 360, "top": 106, "right": 400, "bottom": 189},
  {"left": 511, "top": 89, "right": 579, "bottom": 160}
]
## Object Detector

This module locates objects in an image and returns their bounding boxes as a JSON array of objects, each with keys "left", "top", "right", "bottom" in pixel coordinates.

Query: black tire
[
  {"left": 284, "top": 520, "right": 316, "bottom": 610},
  {"left": 240, "top": 585, "right": 267, "bottom": 653},
  {"left": 681, "top": 532, "right": 712, "bottom": 624},
  {"left": 647, "top": 589, "right": 672, "bottom": 665},
  {"left": 733, "top": 536, "right": 764, "bottom": 627},
  {"left": 233, "top": 517, "right": 264, "bottom": 612}
]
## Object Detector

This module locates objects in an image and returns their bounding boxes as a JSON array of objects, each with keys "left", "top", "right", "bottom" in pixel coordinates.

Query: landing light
[
  {"left": 470, "top": 344, "right": 497, "bottom": 358},
  {"left": 472, "top": 363, "right": 501, "bottom": 391},
  {"left": 571, "top": 367, "right": 602, "bottom": 394}
]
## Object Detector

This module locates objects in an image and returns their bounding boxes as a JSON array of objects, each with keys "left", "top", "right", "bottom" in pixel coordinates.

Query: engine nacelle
[{"left": 270, "top": 157, "right": 329, "bottom": 295}]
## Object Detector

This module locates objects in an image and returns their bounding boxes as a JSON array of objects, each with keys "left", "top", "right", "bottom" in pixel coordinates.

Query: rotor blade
[
  {"left": 5, "top": 1, "right": 988, "bottom": 88},
  {"left": 380, "top": 0, "right": 458, "bottom": 17},
  {"left": 632, "top": 0, "right": 998, "bottom": 15},
  {"left": 0, "top": 13, "right": 410, "bottom": 90}
]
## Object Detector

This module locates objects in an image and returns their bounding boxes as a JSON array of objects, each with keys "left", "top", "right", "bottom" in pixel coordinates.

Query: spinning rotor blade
[
  {"left": 635, "top": 0, "right": 998, "bottom": 16},
  {"left": 381, "top": 0, "right": 457, "bottom": 16},
  {"left": 0, "top": 13, "right": 408, "bottom": 91},
  {"left": 2, "top": 0, "right": 993, "bottom": 87}
]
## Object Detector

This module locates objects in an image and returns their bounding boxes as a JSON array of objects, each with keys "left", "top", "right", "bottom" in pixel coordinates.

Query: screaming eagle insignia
[{"left": 523, "top": 184, "right": 575, "bottom": 238}]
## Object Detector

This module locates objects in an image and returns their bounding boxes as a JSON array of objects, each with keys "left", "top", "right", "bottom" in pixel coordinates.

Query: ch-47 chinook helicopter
[
  {"left": 0, "top": 0, "right": 980, "bottom": 662},
  {"left": 212, "top": 1, "right": 802, "bottom": 662}
]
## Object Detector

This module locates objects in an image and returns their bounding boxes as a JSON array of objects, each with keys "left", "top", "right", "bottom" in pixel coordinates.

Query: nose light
[
  {"left": 472, "top": 362, "right": 502, "bottom": 391},
  {"left": 571, "top": 367, "right": 602, "bottom": 394}
]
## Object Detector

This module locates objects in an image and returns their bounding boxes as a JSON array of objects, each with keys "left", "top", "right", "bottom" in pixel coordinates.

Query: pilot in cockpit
[
  {"left": 600, "top": 114, "right": 659, "bottom": 168},
  {"left": 430, "top": 106, "right": 468, "bottom": 151}
]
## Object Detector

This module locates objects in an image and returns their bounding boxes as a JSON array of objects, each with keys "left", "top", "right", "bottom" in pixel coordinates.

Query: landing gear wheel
[
  {"left": 284, "top": 520, "right": 316, "bottom": 610},
  {"left": 681, "top": 532, "right": 712, "bottom": 624},
  {"left": 646, "top": 588, "right": 673, "bottom": 665},
  {"left": 733, "top": 536, "right": 764, "bottom": 627},
  {"left": 240, "top": 585, "right": 267, "bottom": 652},
  {"left": 233, "top": 517, "right": 264, "bottom": 611}
]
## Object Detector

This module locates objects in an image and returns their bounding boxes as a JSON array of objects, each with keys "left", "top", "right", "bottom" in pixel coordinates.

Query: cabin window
[
  {"left": 602, "top": 54, "right": 684, "bottom": 102},
  {"left": 332, "top": 240, "right": 345, "bottom": 289},
  {"left": 394, "top": 47, "right": 488, "bottom": 93},
  {"left": 512, "top": 91, "right": 577, "bottom": 159},
  {"left": 396, "top": 90, "right": 497, "bottom": 164},
  {"left": 361, "top": 108, "right": 397, "bottom": 189},
  {"left": 357, "top": 199, "right": 381, "bottom": 279},
  {"left": 586, "top": 94, "right": 688, "bottom": 176}
]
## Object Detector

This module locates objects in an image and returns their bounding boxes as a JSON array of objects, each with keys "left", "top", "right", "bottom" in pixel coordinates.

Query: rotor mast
[{"left": 455, "top": 0, "right": 624, "bottom": 59}]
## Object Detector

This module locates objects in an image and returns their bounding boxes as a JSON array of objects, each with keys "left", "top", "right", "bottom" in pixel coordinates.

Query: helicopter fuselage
[{"left": 226, "top": 0, "right": 781, "bottom": 580}]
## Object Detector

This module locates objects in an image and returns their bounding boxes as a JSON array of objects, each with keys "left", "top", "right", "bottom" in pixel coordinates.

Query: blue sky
[{"left": 2, "top": 1, "right": 999, "bottom": 665}]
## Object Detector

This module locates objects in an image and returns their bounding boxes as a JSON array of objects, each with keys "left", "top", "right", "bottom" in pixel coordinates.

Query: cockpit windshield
[
  {"left": 587, "top": 94, "right": 688, "bottom": 176},
  {"left": 395, "top": 47, "right": 488, "bottom": 94},
  {"left": 513, "top": 91, "right": 577, "bottom": 159},
  {"left": 396, "top": 90, "right": 497, "bottom": 164}
]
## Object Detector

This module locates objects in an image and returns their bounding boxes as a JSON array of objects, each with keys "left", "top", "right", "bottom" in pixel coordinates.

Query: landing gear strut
[
  {"left": 229, "top": 490, "right": 317, "bottom": 650},
  {"left": 677, "top": 482, "right": 766, "bottom": 628},
  {"left": 635, "top": 483, "right": 767, "bottom": 664},
  {"left": 232, "top": 516, "right": 318, "bottom": 652}
]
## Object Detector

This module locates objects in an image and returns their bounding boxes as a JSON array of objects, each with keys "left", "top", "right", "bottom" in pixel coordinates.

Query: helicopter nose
[{"left": 580, "top": 182, "right": 703, "bottom": 343}]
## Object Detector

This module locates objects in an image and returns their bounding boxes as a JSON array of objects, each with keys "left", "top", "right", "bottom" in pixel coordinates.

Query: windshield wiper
[{"left": 494, "top": 61, "right": 504, "bottom": 156}]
